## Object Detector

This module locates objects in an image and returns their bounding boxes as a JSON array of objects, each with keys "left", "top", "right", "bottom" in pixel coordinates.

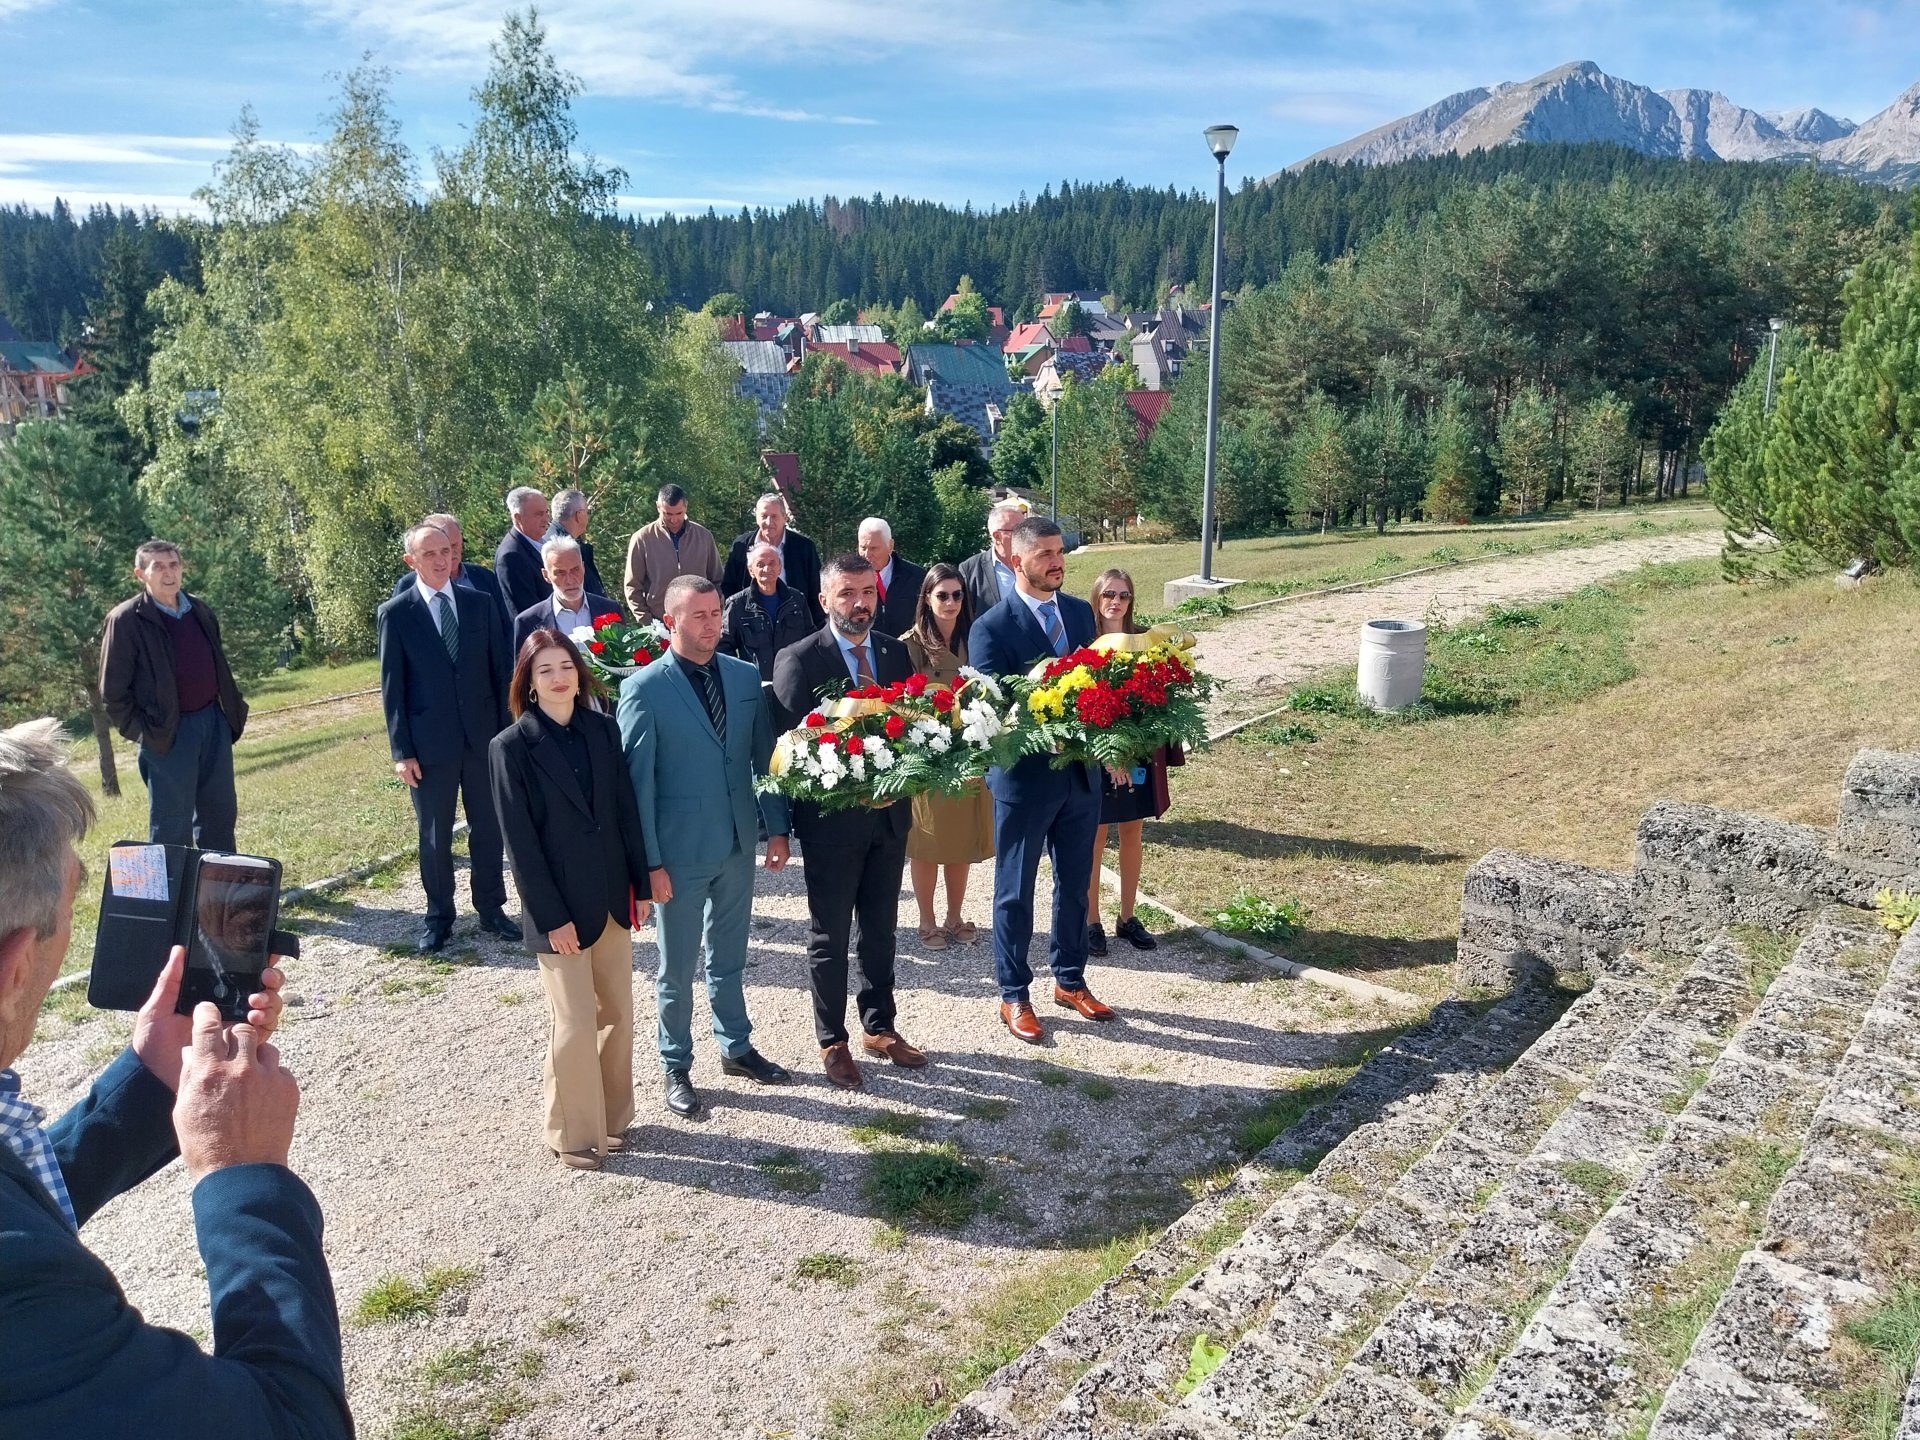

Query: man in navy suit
[
  {"left": 968, "top": 516, "right": 1117, "bottom": 1043},
  {"left": 379, "top": 519, "right": 518, "bottom": 952},
  {"left": 495, "top": 487, "right": 553, "bottom": 618},
  {"left": 389, "top": 511, "right": 513, "bottom": 642},
  {"left": 0, "top": 717, "right": 349, "bottom": 1439},
  {"left": 511, "top": 535, "right": 621, "bottom": 656}
]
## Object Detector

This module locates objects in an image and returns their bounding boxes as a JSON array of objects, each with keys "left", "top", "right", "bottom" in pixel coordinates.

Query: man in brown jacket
[
  {"left": 624, "top": 483, "right": 722, "bottom": 624},
  {"left": 98, "top": 540, "right": 249, "bottom": 850}
]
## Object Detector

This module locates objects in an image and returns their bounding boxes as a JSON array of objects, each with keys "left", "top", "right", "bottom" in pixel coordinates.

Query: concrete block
[
  {"left": 1838, "top": 748, "right": 1920, "bottom": 878},
  {"left": 1457, "top": 850, "right": 1640, "bottom": 990},
  {"left": 1162, "top": 573, "right": 1244, "bottom": 609}
]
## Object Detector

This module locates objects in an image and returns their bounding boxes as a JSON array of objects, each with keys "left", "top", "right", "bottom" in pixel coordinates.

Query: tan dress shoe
[
  {"left": 862, "top": 1031, "right": 929, "bottom": 1068},
  {"left": 822, "top": 1042, "right": 864, "bottom": 1090},
  {"left": 603, "top": 1134, "right": 628, "bottom": 1153},
  {"left": 554, "top": 1148, "right": 602, "bottom": 1171},
  {"left": 1053, "top": 986, "right": 1116, "bottom": 1021},
  {"left": 1000, "top": 1000, "right": 1044, "bottom": 1043}
]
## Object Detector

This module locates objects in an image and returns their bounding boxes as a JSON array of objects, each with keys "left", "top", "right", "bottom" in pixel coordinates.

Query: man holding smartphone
[{"left": 0, "top": 718, "right": 350, "bottom": 1439}]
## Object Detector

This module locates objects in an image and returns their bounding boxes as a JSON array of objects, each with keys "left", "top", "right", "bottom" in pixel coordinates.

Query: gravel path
[
  {"left": 1197, "top": 529, "right": 1722, "bottom": 724},
  {"left": 23, "top": 851, "right": 1391, "bottom": 1439}
]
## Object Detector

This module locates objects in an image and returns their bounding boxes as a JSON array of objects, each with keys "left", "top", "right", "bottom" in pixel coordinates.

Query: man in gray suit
[{"left": 619, "top": 575, "right": 794, "bottom": 1118}]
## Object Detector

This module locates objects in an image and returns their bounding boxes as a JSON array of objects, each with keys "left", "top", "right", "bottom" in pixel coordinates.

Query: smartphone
[{"left": 179, "top": 853, "right": 281, "bottom": 1019}]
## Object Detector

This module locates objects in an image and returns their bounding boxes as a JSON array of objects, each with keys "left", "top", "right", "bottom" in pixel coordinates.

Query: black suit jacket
[
  {"left": 512, "top": 591, "right": 621, "bottom": 657},
  {"left": 874, "top": 556, "right": 927, "bottom": 638},
  {"left": 490, "top": 707, "right": 653, "bottom": 952},
  {"left": 494, "top": 528, "right": 550, "bottom": 618},
  {"left": 958, "top": 548, "right": 1010, "bottom": 625},
  {"left": 0, "top": 1050, "right": 350, "bottom": 1439},
  {"left": 770, "top": 625, "right": 914, "bottom": 847},
  {"left": 722, "top": 529, "right": 825, "bottom": 628},
  {"left": 377, "top": 583, "right": 512, "bottom": 766}
]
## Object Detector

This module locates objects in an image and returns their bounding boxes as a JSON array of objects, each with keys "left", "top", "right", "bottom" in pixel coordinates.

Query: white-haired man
[
  {"left": 0, "top": 718, "right": 344, "bottom": 1437},
  {"left": 495, "top": 487, "right": 554, "bottom": 617},
  {"left": 721, "top": 492, "right": 824, "bottom": 630},
  {"left": 546, "top": 487, "right": 610, "bottom": 599},
  {"left": 856, "top": 516, "right": 926, "bottom": 638},
  {"left": 512, "top": 535, "right": 623, "bottom": 656},
  {"left": 957, "top": 492, "right": 1031, "bottom": 622}
]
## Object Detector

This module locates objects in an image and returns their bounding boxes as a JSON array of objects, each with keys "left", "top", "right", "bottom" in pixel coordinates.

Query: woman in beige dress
[{"left": 902, "top": 562, "right": 995, "bottom": 948}]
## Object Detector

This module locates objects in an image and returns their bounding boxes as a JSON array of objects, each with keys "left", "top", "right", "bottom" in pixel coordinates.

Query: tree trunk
[{"left": 86, "top": 676, "right": 121, "bottom": 797}]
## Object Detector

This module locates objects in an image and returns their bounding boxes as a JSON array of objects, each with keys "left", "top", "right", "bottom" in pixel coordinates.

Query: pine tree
[
  {"left": 68, "top": 230, "right": 159, "bottom": 476},
  {"left": 0, "top": 421, "right": 150, "bottom": 791},
  {"left": 1423, "top": 383, "right": 1481, "bottom": 522},
  {"left": 1494, "top": 385, "right": 1558, "bottom": 516},
  {"left": 1566, "top": 392, "right": 1634, "bottom": 510},
  {"left": 1286, "top": 394, "right": 1355, "bottom": 534}
]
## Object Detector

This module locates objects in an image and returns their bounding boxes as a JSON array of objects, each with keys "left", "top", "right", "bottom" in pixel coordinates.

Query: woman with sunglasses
[
  {"left": 1085, "top": 567, "right": 1177, "bottom": 956},
  {"left": 902, "top": 563, "right": 995, "bottom": 949}
]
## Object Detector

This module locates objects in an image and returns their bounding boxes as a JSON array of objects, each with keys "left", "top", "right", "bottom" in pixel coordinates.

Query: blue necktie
[
  {"left": 1038, "top": 601, "right": 1067, "bottom": 657},
  {"left": 434, "top": 591, "right": 460, "bottom": 663}
]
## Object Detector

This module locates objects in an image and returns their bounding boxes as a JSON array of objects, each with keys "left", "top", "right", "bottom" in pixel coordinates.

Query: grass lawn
[
  {"left": 1062, "top": 502, "right": 1717, "bottom": 613},
  {"left": 247, "top": 657, "right": 381, "bottom": 710},
  {"left": 1138, "top": 560, "right": 1920, "bottom": 1001},
  {"left": 59, "top": 675, "right": 414, "bottom": 978}
]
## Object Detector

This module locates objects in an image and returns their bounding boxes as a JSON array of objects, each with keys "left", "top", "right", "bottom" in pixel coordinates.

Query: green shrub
[{"left": 1207, "top": 892, "right": 1310, "bottom": 942}]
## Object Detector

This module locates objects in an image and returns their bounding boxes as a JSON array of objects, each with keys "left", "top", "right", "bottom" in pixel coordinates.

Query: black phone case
[{"left": 87, "top": 843, "right": 296, "bottom": 1017}]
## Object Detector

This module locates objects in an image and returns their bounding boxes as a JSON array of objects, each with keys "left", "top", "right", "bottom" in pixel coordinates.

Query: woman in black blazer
[{"left": 489, "top": 628, "right": 653, "bottom": 1171}]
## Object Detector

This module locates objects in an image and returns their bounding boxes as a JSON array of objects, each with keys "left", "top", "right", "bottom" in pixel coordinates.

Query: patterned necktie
[
  {"left": 692, "top": 661, "right": 727, "bottom": 742},
  {"left": 434, "top": 591, "right": 460, "bottom": 664},
  {"left": 1038, "top": 601, "right": 1067, "bottom": 657},
  {"left": 851, "top": 642, "right": 876, "bottom": 686}
]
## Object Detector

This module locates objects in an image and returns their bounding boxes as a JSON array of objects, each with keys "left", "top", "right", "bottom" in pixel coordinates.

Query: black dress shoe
[
  {"left": 719, "top": 1049, "right": 792, "bottom": 1085},
  {"left": 1087, "top": 922, "right": 1109, "bottom": 957},
  {"left": 476, "top": 908, "right": 520, "bottom": 942},
  {"left": 664, "top": 1070, "right": 700, "bottom": 1117},
  {"left": 1115, "top": 915, "right": 1159, "bottom": 951},
  {"left": 416, "top": 924, "right": 451, "bottom": 954}
]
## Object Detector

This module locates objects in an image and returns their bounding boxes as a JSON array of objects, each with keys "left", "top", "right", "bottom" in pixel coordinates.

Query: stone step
[
  {"left": 1020, "top": 950, "right": 1697, "bottom": 1439},
  {"left": 1149, "top": 928, "right": 1771, "bottom": 1440},
  {"left": 1434, "top": 911, "right": 1892, "bottom": 1440},
  {"left": 1642, "top": 921, "right": 1920, "bottom": 1440},
  {"left": 925, "top": 986, "right": 1583, "bottom": 1439}
]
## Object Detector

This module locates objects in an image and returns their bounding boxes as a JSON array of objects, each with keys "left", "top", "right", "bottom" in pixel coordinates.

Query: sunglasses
[
  {"left": 1100, "top": 590, "right": 1133, "bottom": 601},
  {"left": 932, "top": 589, "right": 964, "bottom": 602}
]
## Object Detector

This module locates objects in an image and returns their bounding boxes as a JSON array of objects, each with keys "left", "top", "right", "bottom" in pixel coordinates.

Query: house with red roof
[
  {"left": 1124, "top": 390, "right": 1173, "bottom": 443},
  {"left": 805, "top": 338, "right": 904, "bottom": 376}
]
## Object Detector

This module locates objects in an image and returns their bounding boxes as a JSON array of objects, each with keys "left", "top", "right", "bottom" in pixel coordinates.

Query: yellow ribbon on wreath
[{"left": 1089, "top": 623, "right": 1198, "bottom": 657}]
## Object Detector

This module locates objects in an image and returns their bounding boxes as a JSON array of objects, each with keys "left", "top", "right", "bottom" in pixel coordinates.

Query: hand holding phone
[{"left": 180, "top": 854, "right": 281, "bottom": 1020}]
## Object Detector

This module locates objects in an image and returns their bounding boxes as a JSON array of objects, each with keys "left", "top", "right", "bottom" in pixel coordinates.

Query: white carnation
[
  {"left": 570, "top": 625, "right": 597, "bottom": 644},
  {"left": 848, "top": 753, "right": 867, "bottom": 782},
  {"left": 870, "top": 745, "right": 895, "bottom": 771}
]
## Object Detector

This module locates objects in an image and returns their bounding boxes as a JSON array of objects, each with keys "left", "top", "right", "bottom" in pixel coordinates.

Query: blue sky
[{"left": 3, "top": 0, "right": 1916, "bottom": 217}]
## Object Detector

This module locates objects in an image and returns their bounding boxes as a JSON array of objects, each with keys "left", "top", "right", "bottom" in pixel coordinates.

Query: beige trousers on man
[{"left": 535, "top": 919, "right": 635, "bottom": 1155}]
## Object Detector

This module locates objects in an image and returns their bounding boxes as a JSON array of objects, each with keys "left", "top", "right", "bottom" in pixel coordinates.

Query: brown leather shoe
[
  {"left": 1054, "top": 985, "right": 1116, "bottom": 1021},
  {"left": 1000, "top": 1001, "right": 1044, "bottom": 1043},
  {"left": 553, "top": 1148, "right": 601, "bottom": 1171},
  {"left": 862, "top": 1031, "right": 929, "bottom": 1068},
  {"left": 822, "top": 1043, "right": 864, "bottom": 1090}
]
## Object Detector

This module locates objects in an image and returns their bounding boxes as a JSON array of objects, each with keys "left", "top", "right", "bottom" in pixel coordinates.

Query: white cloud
[{"left": 0, "top": 134, "right": 239, "bottom": 170}]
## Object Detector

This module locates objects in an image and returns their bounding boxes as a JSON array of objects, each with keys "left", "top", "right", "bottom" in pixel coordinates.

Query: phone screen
[{"left": 182, "top": 855, "right": 277, "bottom": 1017}]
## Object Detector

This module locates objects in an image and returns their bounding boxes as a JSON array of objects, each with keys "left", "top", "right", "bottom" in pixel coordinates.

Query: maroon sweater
[{"left": 161, "top": 607, "right": 220, "bottom": 714}]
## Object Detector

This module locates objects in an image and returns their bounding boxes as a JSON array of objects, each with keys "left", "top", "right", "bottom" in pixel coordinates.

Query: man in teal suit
[{"left": 620, "top": 574, "right": 794, "bottom": 1118}]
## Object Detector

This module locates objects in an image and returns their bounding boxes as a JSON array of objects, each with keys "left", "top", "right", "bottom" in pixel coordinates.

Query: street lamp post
[
  {"left": 1051, "top": 396, "right": 1059, "bottom": 520},
  {"left": 1200, "top": 123, "right": 1237, "bottom": 582},
  {"left": 1764, "top": 316, "right": 1783, "bottom": 415}
]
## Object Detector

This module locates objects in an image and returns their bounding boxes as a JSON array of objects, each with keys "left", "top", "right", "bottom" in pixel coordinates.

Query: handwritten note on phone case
[{"left": 108, "top": 844, "right": 169, "bottom": 902}]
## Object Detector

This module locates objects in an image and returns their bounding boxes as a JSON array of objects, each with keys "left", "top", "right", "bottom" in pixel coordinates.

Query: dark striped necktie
[
  {"left": 1038, "top": 601, "right": 1067, "bottom": 656},
  {"left": 434, "top": 591, "right": 460, "bottom": 663},
  {"left": 691, "top": 660, "right": 727, "bottom": 742}
]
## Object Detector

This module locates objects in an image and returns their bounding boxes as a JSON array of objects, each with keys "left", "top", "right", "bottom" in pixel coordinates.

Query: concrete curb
[{"left": 1100, "top": 866, "right": 1426, "bottom": 1009}]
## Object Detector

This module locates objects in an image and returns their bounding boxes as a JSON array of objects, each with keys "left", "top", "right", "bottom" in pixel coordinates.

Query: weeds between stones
[{"left": 353, "top": 1264, "right": 479, "bottom": 1326}]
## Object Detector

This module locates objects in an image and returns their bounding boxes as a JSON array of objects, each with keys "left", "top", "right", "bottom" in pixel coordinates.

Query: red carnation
[
  {"left": 844, "top": 734, "right": 866, "bottom": 756},
  {"left": 930, "top": 688, "right": 956, "bottom": 713},
  {"left": 818, "top": 733, "right": 837, "bottom": 747},
  {"left": 805, "top": 711, "right": 827, "bottom": 728},
  {"left": 588, "top": 640, "right": 606, "bottom": 654},
  {"left": 883, "top": 683, "right": 906, "bottom": 703},
  {"left": 1075, "top": 682, "right": 1129, "bottom": 728},
  {"left": 905, "top": 673, "right": 929, "bottom": 697},
  {"left": 884, "top": 714, "right": 906, "bottom": 740},
  {"left": 634, "top": 649, "right": 653, "bottom": 666},
  {"left": 595, "top": 612, "right": 621, "bottom": 627}
]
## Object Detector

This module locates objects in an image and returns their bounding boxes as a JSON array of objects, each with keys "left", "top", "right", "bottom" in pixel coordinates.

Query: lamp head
[
  {"left": 1205, "top": 124, "right": 1239, "bottom": 160},
  {"left": 1768, "top": 316, "right": 1784, "bottom": 332}
]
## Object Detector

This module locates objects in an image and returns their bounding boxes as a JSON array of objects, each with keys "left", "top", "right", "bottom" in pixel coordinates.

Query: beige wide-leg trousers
[{"left": 535, "top": 919, "right": 636, "bottom": 1155}]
